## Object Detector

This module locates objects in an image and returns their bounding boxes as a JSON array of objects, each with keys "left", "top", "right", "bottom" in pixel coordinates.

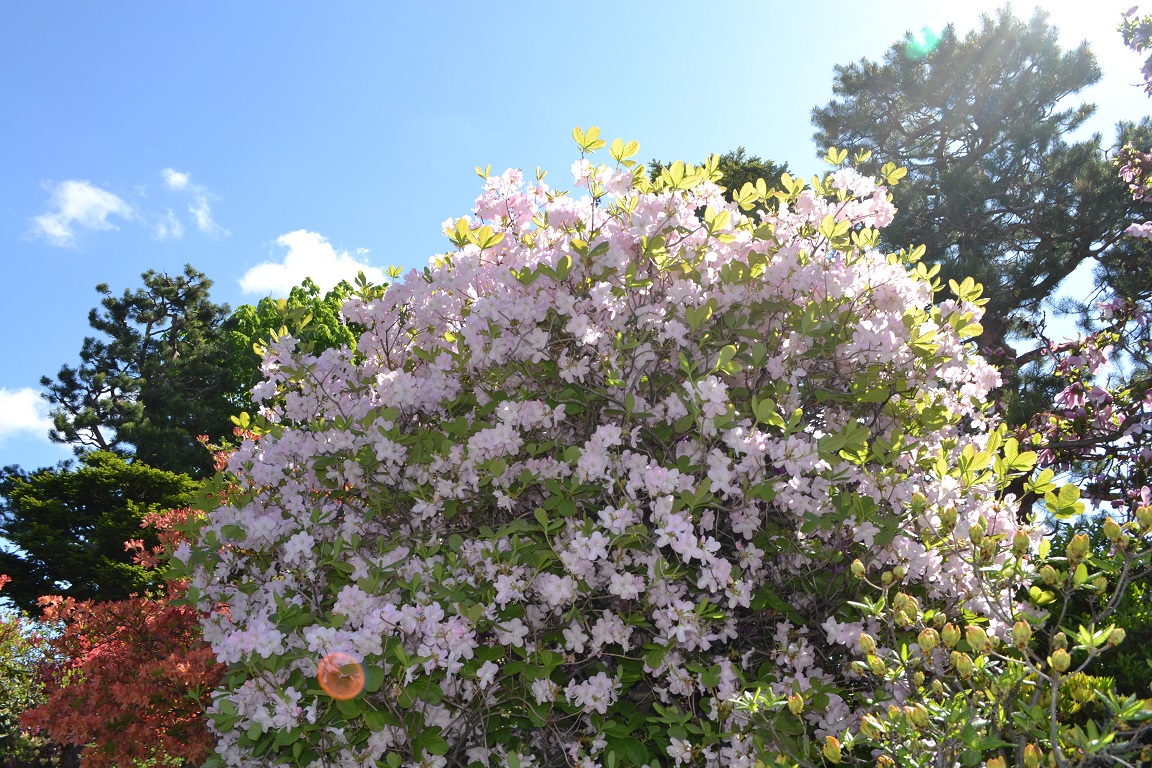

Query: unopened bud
[
  {"left": 966, "top": 625, "right": 990, "bottom": 653},
  {"left": 858, "top": 714, "right": 882, "bottom": 740},
  {"left": 881, "top": 571, "right": 894, "bottom": 585},
  {"left": 940, "top": 504, "right": 957, "bottom": 528},
  {"left": 869, "top": 655, "right": 886, "bottom": 676},
  {"left": 951, "top": 651, "right": 974, "bottom": 679},
  {"left": 1049, "top": 648, "right": 1071, "bottom": 673},
  {"left": 876, "top": 756, "right": 896, "bottom": 768},
  {"left": 1104, "top": 516, "right": 1122, "bottom": 542},
  {"left": 918, "top": 627, "right": 940, "bottom": 653},
  {"left": 1092, "top": 575, "right": 1108, "bottom": 594},
  {"left": 1040, "top": 564, "right": 1059, "bottom": 586},
  {"left": 787, "top": 693, "right": 803, "bottom": 716},
  {"left": 892, "top": 564, "right": 907, "bottom": 580},
  {"left": 987, "top": 756, "right": 1007, "bottom": 768},
  {"left": 1023, "top": 744, "right": 1042, "bottom": 768},
  {"left": 859, "top": 633, "right": 877, "bottom": 655},
  {"left": 822, "top": 735, "right": 842, "bottom": 764},
  {"left": 907, "top": 703, "right": 929, "bottom": 728},
  {"left": 913, "top": 670, "right": 924, "bottom": 687},
  {"left": 1053, "top": 631, "right": 1067, "bottom": 650},
  {"left": 1067, "top": 533, "right": 1090, "bottom": 562},
  {"left": 969, "top": 518, "right": 986, "bottom": 545},
  {"left": 942, "top": 623, "right": 961, "bottom": 648},
  {"left": 979, "top": 539, "right": 998, "bottom": 561},
  {"left": 851, "top": 559, "right": 866, "bottom": 578},
  {"left": 1012, "top": 621, "right": 1032, "bottom": 649},
  {"left": 1108, "top": 627, "right": 1126, "bottom": 647},
  {"left": 1136, "top": 505, "right": 1152, "bottom": 530},
  {"left": 1012, "top": 529, "right": 1031, "bottom": 556}
]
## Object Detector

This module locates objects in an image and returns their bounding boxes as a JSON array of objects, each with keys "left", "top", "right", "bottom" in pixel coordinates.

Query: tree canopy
[
  {"left": 40, "top": 265, "right": 241, "bottom": 477},
  {"left": 0, "top": 452, "right": 198, "bottom": 614},
  {"left": 811, "top": 8, "right": 1152, "bottom": 378}
]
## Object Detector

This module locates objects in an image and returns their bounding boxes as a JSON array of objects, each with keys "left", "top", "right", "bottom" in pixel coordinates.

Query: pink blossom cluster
[{"left": 181, "top": 144, "right": 1027, "bottom": 767}]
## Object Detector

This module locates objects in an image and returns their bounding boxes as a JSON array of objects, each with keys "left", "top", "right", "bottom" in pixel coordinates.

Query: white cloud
[
  {"left": 240, "top": 230, "right": 385, "bottom": 296},
  {"left": 161, "top": 168, "right": 190, "bottom": 191},
  {"left": 155, "top": 208, "right": 184, "bottom": 240},
  {"left": 31, "top": 180, "right": 134, "bottom": 247},
  {"left": 0, "top": 388, "right": 52, "bottom": 444},
  {"left": 189, "top": 196, "right": 226, "bottom": 235}
]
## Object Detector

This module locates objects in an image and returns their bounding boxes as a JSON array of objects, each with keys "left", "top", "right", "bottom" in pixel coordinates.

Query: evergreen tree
[
  {"left": 40, "top": 265, "right": 241, "bottom": 477},
  {"left": 811, "top": 7, "right": 1152, "bottom": 421},
  {"left": 0, "top": 452, "right": 198, "bottom": 614}
]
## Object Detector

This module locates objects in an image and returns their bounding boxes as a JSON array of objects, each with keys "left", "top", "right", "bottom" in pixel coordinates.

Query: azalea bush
[{"left": 178, "top": 131, "right": 1150, "bottom": 768}]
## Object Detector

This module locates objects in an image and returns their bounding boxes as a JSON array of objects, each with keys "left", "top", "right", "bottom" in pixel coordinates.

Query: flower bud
[
  {"left": 965, "top": 625, "right": 990, "bottom": 653},
  {"left": 1012, "top": 529, "right": 1031, "bottom": 556},
  {"left": 1104, "top": 516, "right": 1122, "bottom": 542},
  {"left": 858, "top": 713, "right": 882, "bottom": 739},
  {"left": 1091, "top": 575, "right": 1108, "bottom": 594},
  {"left": 1136, "top": 505, "right": 1152, "bottom": 531},
  {"left": 892, "top": 564, "right": 907, "bottom": 580},
  {"left": 859, "top": 633, "right": 877, "bottom": 655},
  {"left": 1040, "top": 564, "right": 1059, "bottom": 586},
  {"left": 1108, "top": 627, "right": 1126, "bottom": 647},
  {"left": 979, "top": 539, "right": 998, "bottom": 562},
  {"left": 918, "top": 627, "right": 940, "bottom": 654},
  {"left": 876, "top": 756, "right": 896, "bottom": 768},
  {"left": 881, "top": 570, "right": 894, "bottom": 585},
  {"left": 822, "top": 735, "right": 842, "bottom": 764},
  {"left": 951, "top": 651, "right": 974, "bottom": 679},
  {"left": 940, "top": 504, "right": 957, "bottom": 529},
  {"left": 1011, "top": 621, "right": 1032, "bottom": 649},
  {"left": 942, "top": 623, "right": 961, "bottom": 648},
  {"left": 850, "top": 559, "right": 866, "bottom": 578},
  {"left": 1023, "top": 744, "right": 1042, "bottom": 768},
  {"left": 869, "top": 655, "right": 886, "bottom": 676},
  {"left": 1053, "top": 631, "right": 1067, "bottom": 650},
  {"left": 913, "top": 670, "right": 924, "bottom": 687},
  {"left": 1049, "top": 648, "right": 1071, "bottom": 673},
  {"left": 787, "top": 693, "right": 803, "bottom": 716},
  {"left": 1067, "top": 533, "right": 1090, "bottom": 562},
  {"left": 987, "top": 756, "right": 1007, "bottom": 768},
  {"left": 969, "top": 518, "right": 986, "bottom": 546},
  {"left": 907, "top": 703, "right": 929, "bottom": 728}
]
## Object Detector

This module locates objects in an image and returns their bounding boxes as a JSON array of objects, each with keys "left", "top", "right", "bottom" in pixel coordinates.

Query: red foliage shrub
[{"left": 19, "top": 509, "right": 222, "bottom": 768}]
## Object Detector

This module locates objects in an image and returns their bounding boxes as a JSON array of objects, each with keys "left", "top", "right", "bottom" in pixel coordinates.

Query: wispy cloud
[
  {"left": 239, "top": 230, "right": 385, "bottom": 296},
  {"left": 0, "top": 387, "right": 53, "bottom": 444},
  {"left": 31, "top": 180, "right": 135, "bottom": 247},
  {"left": 162, "top": 168, "right": 228, "bottom": 236},
  {"left": 154, "top": 208, "right": 184, "bottom": 240},
  {"left": 161, "top": 168, "right": 190, "bottom": 191},
  {"left": 189, "top": 196, "right": 224, "bottom": 235}
]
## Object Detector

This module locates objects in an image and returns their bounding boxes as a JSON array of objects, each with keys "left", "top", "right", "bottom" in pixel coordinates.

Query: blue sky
[{"left": 1, "top": 1, "right": 1148, "bottom": 472}]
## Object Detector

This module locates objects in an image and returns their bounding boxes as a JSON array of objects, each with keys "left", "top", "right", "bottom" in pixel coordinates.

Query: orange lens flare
[{"left": 317, "top": 652, "right": 365, "bottom": 700}]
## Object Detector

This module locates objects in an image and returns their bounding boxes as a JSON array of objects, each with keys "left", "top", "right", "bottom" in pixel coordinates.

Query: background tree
[
  {"left": 811, "top": 7, "right": 1152, "bottom": 421},
  {"left": 220, "top": 276, "right": 363, "bottom": 405},
  {"left": 41, "top": 265, "right": 242, "bottom": 478},
  {"left": 649, "top": 147, "right": 788, "bottom": 215},
  {"left": 0, "top": 452, "right": 197, "bottom": 614}
]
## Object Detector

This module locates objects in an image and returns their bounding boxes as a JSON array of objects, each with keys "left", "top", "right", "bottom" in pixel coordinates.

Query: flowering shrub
[
  {"left": 179, "top": 132, "right": 1145, "bottom": 767},
  {"left": 21, "top": 509, "right": 222, "bottom": 768}
]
